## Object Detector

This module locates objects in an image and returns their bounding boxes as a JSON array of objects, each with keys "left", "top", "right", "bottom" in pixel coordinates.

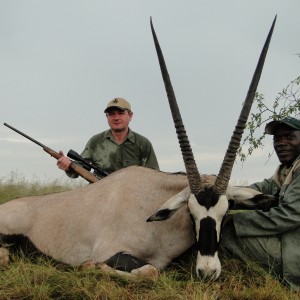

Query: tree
[{"left": 239, "top": 75, "right": 300, "bottom": 161}]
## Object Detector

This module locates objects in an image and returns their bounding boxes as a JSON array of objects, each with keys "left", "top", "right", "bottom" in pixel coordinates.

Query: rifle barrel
[
  {"left": 4, "top": 122, "right": 100, "bottom": 183},
  {"left": 4, "top": 123, "right": 46, "bottom": 148}
]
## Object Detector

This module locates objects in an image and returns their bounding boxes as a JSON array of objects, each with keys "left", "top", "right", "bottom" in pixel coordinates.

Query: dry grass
[
  {"left": 1, "top": 253, "right": 298, "bottom": 300},
  {"left": 0, "top": 174, "right": 299, "bottom": 299},
  {"left": 0, "top": 171, "right": 84, "bottom": 205}
]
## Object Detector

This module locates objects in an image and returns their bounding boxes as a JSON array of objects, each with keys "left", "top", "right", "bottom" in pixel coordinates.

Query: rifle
[
  {"left": 67, "top": 149, "right": 109, "bottom": 178},
  {"left": 3, "top": 123, "right": 99, "bottom": 184}
]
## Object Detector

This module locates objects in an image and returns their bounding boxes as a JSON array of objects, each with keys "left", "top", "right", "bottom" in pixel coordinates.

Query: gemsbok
[{"left": 0, "top": 16, "right": 276, "bottom": 279}]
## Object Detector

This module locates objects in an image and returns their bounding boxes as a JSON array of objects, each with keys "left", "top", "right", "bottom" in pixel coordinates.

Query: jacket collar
[{"left": 273, "top": 155, "right": 300, "bottom": 187}]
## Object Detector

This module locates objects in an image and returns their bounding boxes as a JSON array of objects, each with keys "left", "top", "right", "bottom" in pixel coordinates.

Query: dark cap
[
  {"left": 265, "top": 117, "right": 300, "bottom": 135},
  {"left": 104, "top": 98, "right": 131, "bottom": 113}
]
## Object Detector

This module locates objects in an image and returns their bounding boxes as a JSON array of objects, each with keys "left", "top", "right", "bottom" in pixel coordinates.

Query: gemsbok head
[{"left": 147, "top": 16, "right": 277, "bottom": 279}]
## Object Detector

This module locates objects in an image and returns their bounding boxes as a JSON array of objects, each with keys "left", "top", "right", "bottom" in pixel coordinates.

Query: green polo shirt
[{"left": 67, "top": 129, "right": 159, "bottom": 178}]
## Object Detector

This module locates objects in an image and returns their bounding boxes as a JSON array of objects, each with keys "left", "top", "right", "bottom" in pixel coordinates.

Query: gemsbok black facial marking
[
  {"left": 197, "top": 217, "right": 218, "bottom": 256},
  {"left": 195, "top": 188, "right": 220, "bottom": 210}
]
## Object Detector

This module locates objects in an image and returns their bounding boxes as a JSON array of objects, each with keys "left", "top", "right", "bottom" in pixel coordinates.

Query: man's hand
[
  {"left": 57, "top": 151, "right": 71, "bottom": 171},
  {"left": 222, "top": 213, "right": 234, "bottom": 228}
]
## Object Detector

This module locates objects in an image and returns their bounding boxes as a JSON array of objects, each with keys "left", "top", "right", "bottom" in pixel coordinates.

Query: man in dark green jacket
[
  {"left": 221, "top": 116, "right": 300, "bottom": 291},
  {"left": 57, "top": 97, "right": 159, "bottom": 178}
]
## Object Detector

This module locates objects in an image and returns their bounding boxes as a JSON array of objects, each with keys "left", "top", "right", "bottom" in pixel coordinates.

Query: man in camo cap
[
  {"left": 57, "top": 97, "right": 159, "bottom": 177},
  {"left": 221, "top": 116, "right": 300, "bottom": 291}
]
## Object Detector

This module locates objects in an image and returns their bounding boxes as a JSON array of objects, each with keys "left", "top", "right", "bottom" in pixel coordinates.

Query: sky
[{"left": 1, "top": 0, "right": 299, "bottom": 185}]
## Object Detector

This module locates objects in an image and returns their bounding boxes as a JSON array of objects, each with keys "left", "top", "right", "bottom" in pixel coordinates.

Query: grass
[
  {"left": 0, "top": 173, "right": 299, "bottom": 299},
  {"left": 0, "top": 171, "right": 84, "bottom": 205}
]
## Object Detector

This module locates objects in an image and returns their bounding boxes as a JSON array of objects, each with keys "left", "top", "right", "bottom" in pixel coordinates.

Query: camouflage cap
[
  {"left": 104, "top": 98, "right": 131, "bottom": 113},
  {"left": 265, "top": 116, "right": 300, "bottom": 135}
]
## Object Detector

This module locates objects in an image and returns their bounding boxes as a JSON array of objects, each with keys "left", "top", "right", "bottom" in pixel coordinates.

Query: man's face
[
  {"left": 106, "top": 108, "right": 133, "bottom": 133},
  {"left": 273, "top": 125, "right": 300, "bottom": 166}
]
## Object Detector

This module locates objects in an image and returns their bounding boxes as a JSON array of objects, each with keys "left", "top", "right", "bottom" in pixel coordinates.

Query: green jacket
[
  {"left": 233, "top": 156, "right": 300, "bottom": 289},
  {"left": 68, "top": 129, "right": 159, "bottom": 178}
]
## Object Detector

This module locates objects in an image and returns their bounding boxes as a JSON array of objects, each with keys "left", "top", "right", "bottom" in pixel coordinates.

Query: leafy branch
[{"left": 239, "top": 75, "right": 300, "bottom": 161}]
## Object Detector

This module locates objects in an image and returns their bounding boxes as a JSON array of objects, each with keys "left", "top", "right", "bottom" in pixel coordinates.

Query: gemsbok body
[{"left": 0, "top": 16, "right": 276, "bottom": 279}]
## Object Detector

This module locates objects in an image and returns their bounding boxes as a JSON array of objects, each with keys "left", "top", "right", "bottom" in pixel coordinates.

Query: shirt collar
[{"left": 104, "top": 128, "right": 135, "bottom": 144}]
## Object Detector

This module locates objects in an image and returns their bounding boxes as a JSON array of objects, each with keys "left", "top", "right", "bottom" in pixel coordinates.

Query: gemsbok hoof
[
  {"left": 131, "top": 264, "right": 159, "bottom": 280},
  {"left": 0, "top": 247, "right": 9, "bottom": 265}
]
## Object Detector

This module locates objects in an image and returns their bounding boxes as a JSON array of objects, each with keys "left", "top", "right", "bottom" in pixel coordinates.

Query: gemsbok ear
[
  {"left": 226, "top": 186, "right": 278, "bottom": 211},
  {"left": 147, "top": 187, "right": 191, "bottom": 222},
  {"left": 147, "top": 209, "right": 176, "bottom": 222}
]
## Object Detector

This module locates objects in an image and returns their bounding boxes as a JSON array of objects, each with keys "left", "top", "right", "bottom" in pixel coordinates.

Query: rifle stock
[
  {"left": 4, "top": 123, "right": 99, "bottom": 184},
  {"left": 43, "top": 146, "right": 99, "bottom": 183}
]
